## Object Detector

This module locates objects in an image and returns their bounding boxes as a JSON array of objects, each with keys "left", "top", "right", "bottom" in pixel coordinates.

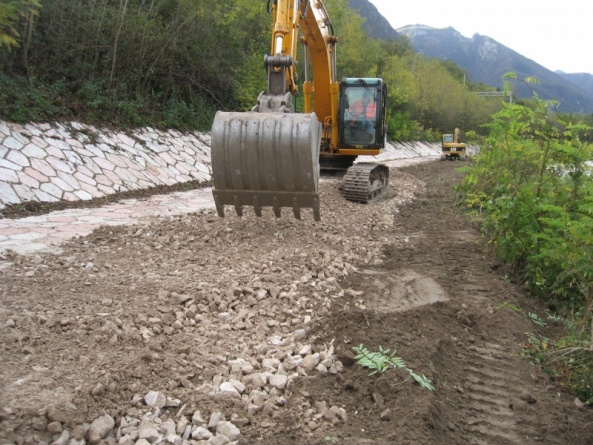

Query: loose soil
[{"left": 1, "top": 160, "right": 591, "bottom": 445}]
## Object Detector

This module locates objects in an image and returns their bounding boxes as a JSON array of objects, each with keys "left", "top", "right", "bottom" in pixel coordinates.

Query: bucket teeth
[{"left": 211, "top": 111, "right": 321, "bottom": 221}]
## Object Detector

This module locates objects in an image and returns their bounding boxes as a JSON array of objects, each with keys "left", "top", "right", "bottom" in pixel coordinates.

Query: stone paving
[
  {"left": 0, "top": 118, "right": 457, "bottom": 261},
  {"left": 0, "top": 120, "right": 212, "bottom": 210},
  {"left": 0, "top": 188, "right": 215, "bottom": 258}
]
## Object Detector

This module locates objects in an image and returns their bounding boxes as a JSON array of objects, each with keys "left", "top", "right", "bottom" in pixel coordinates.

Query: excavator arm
[{"left": 211, "top": 0, "right": 325, "bottom": 221}]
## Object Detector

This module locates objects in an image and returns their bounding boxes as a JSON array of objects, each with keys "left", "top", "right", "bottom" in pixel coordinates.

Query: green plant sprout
[
  {"left": 528, "top": 312, "right": 546, "bottom": 327},
  {"left": 352, "top": 344, "right": 435, "bottom": 391},
  {"left": 522, "top": 331, "right": 549, "bottom": 365}
]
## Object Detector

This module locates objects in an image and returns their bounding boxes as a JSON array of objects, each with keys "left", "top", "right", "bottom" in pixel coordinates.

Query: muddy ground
[{"left": 1, "top": 160, "right": 592, "bottom": 445}]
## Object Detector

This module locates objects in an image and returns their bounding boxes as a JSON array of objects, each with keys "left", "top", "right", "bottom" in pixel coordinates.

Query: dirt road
[{"left": 1, "top": 160, "right": 591, "bottom": 445}]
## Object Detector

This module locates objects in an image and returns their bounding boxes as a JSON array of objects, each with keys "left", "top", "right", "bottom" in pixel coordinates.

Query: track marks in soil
[
  {"left": 457, "top": 341, "right": 547, "bottom": 444},
  {"left": 253, "top": 162, "right": 593, "bottom": 444}
]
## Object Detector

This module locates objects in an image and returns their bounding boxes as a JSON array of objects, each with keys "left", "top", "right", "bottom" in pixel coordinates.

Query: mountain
[
  {"left": 396, "top": 25, "right": 593, "bottom": 113},
  {"left": 347, "top": 0, "right": 399, "bottom": 41},
  {"left": 555, "top": 71, "right": 593, "bottom": 97},
  {"left": 346, "top": 0, "right": 593, "bottom": 114}
]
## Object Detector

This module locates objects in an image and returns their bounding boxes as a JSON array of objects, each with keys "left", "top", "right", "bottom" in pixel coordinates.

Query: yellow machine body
[{"left": 441, "top": 128, "right": 467, "bottom": 161}]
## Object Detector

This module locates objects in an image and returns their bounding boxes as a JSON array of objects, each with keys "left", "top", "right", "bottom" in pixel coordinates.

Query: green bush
[
  {"left": 162, "top": 96, "right": 218, "bottom": 132},
  {"left": 0, "top": 73, "right": 58, "bottom": 121},
  {"left": 458, "top": 91, "right": 593, "bottom": 403}
]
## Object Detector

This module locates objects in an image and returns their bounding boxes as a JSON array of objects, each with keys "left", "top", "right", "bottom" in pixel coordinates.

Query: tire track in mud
[
  {"left": 354, "top": 260, "right": 551, "bottom": 444},
  {"left": 456, "top": 342, "right": 545, "bottom": 444},
  {"left": 404, "top": 227, "right": 552, "bottom": 444},
  {"left": 383, "top": 162, "right": 580, "bottom": 444}
]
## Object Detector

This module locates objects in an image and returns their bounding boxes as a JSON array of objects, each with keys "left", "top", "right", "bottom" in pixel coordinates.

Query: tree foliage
[
  {"left": 458, "top": 79, "right": 593, "bottom": 402},
  {"left": 0, "top": 0, "right": 40, "bottom": 49},
  {"left": 0, "top": 0, "right": 502, "bottom": 135}
]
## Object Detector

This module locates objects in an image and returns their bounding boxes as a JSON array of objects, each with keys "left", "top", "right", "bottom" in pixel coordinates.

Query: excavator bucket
[{"left": 211, "top": 111, "right": 322, "bottom": 221}]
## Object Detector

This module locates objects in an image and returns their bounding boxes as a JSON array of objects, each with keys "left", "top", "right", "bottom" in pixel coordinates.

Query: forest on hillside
[{"left": 0, "top": 0, "right": 503, "bottom": 140}]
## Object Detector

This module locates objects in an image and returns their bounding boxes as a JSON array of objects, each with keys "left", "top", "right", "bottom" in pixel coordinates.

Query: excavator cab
[{"left": 338, "top": 79, "right": 387, "bottom": 151}]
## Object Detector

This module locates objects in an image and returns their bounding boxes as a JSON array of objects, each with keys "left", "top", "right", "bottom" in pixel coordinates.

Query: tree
[{"left": 0, "top": 0, "right": 40, "bottom": 50}]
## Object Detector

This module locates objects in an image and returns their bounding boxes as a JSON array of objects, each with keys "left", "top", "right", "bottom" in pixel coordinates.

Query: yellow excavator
[
  {"left": 210, "top": 0, "right": 389, "bottom": 221},
  {"left": 441, "top": 128, "right": 467, "bottom": 161}
]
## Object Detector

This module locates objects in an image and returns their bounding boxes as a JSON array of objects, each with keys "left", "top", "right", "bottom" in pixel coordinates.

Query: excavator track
[{"left": 341, "top": 162, "right": 389, "bottom": 203}]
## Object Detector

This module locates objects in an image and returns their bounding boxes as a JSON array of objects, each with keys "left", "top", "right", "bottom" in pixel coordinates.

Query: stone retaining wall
[
  {"left": 0, "top": 120, "right": 212, "bottom": 210},
  {"left": 0, "top": 119, "right": 459, "bottom": 210}
]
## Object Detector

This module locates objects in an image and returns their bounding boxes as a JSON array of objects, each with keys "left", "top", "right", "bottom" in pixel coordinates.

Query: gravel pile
[{"left": 1, "top": 172, "right": 425, "bottom": 444}]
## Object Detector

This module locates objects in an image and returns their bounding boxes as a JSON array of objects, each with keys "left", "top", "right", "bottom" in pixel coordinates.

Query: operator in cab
[
  {"left": 346, "top": 90, "right": 376, "bottom": 144},
  {"left": 350, "top": 90, "right": 376, "bottom": 119}
]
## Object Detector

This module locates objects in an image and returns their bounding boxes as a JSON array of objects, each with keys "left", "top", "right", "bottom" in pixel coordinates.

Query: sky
[{"left": 367, "top": 0, "right": 593, "bottom": 74}]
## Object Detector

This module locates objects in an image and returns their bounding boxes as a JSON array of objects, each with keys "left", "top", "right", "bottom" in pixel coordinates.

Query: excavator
[
  {"left": 441, "top": 128, "right": 467, "bottom": 161},
  {"left": 210, "top": 0, "right": 389, "bottom": 221}
]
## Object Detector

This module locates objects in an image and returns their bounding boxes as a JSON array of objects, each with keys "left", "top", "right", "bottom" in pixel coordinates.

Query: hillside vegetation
[
  {"left": 0, "top": 0, "right": 501, "bottom": 140},
  {"left": 459, "top": 95, "right": 593, "bottom": 403}
]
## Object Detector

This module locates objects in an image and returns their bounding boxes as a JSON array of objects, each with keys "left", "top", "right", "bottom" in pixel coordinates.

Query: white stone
[
  {"left": 6, "top": 150, "right": 30, "bottom": 167},
  {"left": 46, "top": 137, "right": 71, "bottom": 151},
  {"left": 261, "top": 358, "right": 281, "bottom": 370},
  {"left": 13, "top": 183, "right": 37, "bottom": 201},
  {"left": 220, "top": 382, "right": 240, "bottom": 397},
  {"left": 21, "top": 142, "right": 48, "bottom": 159},
  {"left": 0, "top": 182, "right": 21, "bottom": 204},
  {"left": 269, "top": 374, "right": 288, "bottom": 389},
  {"left": 88, "top": 414, "right": 115, "bottom": 444},
  {"left": 55, "top": 171, "right": 80, "bottom": 190},
  {"left": 229, "top": 378, "right": 246, "bottom": 394},
  {"left": 191, "top": 426, "right": 212, "bottom": 440},
  {"left": 0, "top": 158, "right": 22, "bottom": 172},
  {"left": 40, "top": 182, "right": 64, "bottom": 199},
  {"left": 3, "top": 137, "right": 24, "bottom": 150},
  {"left": 191, "top": 410, "right": 205, "bottom": 425},
  {"left": 51, "top": 429, "right": 70, "bottom": 445},
  {"left": 206, "top": 435, "right": 230, "bottom": 445},
  {"left": 216, "top": 422, "right": 241, "bottom": 441},
  {"left": 138, "top": 420, "right": 160, "bottom": 442},
  {"left": 208, "top": 411, "right": 225, "bottom": 430},
  {"left": 229, "top": 358, "right": 254, "bottom": 374},
  {"left": 164, "top": 433, "right": 182, "bottom": 445},
  {"left": 144, "top": 390, "right": 167, "bottom": 408},
  {"left": 303, "top": 353, "right": 321, "bottom": 371},
  {"left": 243, "top": 372, "right": 267, "bottom": 389},
  {"left": 0, "top": 167, "right": 19, "bottom": 183},
  {"left": 46, "top": 156, "right": 75, "bottom": 174},
  {"left": 0, "top": 121, "right": 9, "bottom": 135}
]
